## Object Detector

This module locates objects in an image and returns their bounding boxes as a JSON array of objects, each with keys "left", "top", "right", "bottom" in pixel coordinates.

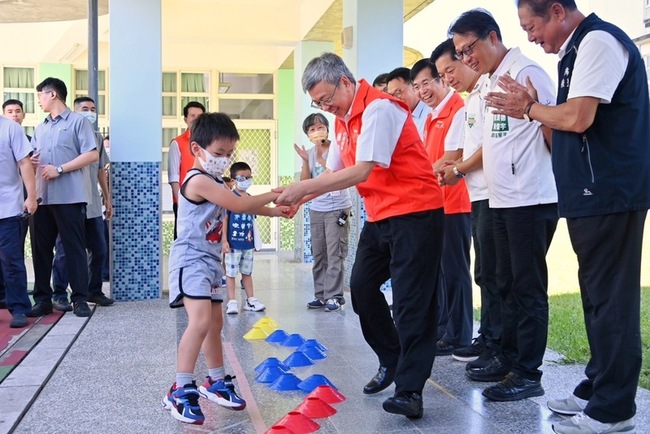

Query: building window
[
  {"left": 162, "top": 72, "right": 210, "bottom": 118},
  {"left": 218, "top": 72, "right": 274, "bottom": 119},
  {"left": 74, "top": 69, "right": 107, "bottom": 115},
  {"left": 3, "top": 67, "right": 36, "bottom": 113}
]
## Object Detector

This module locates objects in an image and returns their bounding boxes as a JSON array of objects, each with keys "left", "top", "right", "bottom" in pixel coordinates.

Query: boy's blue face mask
[{"left": 235, "top": 176, "right": 252, "bottom": 191}]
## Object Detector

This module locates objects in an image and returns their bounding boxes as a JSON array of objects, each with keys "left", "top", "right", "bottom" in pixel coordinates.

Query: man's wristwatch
[
  {"left": 452, "top": 165, "right": 466, "bottom": 179},
  {"left": 56, "top": 166, "right": 64, "bottom": 175},
  {"left": 523, "top": 101, "right": 536, "bottom": 122}
]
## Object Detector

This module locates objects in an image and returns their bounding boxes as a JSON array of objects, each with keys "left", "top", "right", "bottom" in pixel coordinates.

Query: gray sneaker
[
  {"left": 548, "top": 394, "right": 588, "bottom": 416},
  {"left": 552, "top": 412, "right": 635, "bottom": 434}
]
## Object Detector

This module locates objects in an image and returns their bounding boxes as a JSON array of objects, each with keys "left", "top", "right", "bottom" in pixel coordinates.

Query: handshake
[{"left": 272, "top": 183, "right": 306, "bottom": 219}]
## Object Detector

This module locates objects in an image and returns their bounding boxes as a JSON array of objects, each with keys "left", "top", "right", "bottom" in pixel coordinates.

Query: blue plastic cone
[
  {"left": 269, "top": 373, "right": 302, "bottom": 391},
  {"left": 296, "top": 344, "right": 327, "bottom": 361},
  {"left": 297, "top": 374, "right": 337, "bottom": 393},
  {"left": 303, "top": 338, "right": 328, "bottom": 352},
  {"left": 281, "top": 333, "right": 306, "bottom": 347},
  {"left": 255, "top": 357, "right": 290, "bottom": 373},
  {"left": 283, "top": 351, "right": 315, "bottom": 368},
  {"left": 256, "top": 365, "right": 289, "bottom": 383},
  {"left": 266, "top": 329, "right": 289, "bottom": 343}
]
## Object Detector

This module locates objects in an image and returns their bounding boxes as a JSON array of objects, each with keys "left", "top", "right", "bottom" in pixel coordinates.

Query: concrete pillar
[
  {"left": 343, "top": 0, "right": 403, "bottom": 82},
  {"left": 109, "top": 0, "right": 162, "bottom": 300},
  {"left": 342, "top": 0, "right": 403, "bottom": 290}
]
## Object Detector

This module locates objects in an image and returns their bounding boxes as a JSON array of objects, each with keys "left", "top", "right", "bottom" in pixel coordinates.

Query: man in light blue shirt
[{"left": 0, "top": 116, "right": 38, "bottom": 327}]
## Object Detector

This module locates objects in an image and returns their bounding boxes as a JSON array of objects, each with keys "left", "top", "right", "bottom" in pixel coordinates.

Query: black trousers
[
  {"left": 350, "top": 209, "right": 444, "bottom": 394},
  {"left": 32, "top": 204, "right": 89, "bottom": 305},
  {"left": 494, "top": 203, "right": 558, "bottom": 381},
  {"left": 437, "top": 212, "right": 473, "bottom": 347},
  {"left": 568, "top": 210, "right": 646, "bottom": 423},
  {"left": 472, "top": 200, "right": 502, "bottom": 348}
]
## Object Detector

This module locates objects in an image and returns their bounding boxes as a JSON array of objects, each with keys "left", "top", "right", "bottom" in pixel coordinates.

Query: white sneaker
[
  {"left": 553, "top": 412, "right": 635, "bottom": 434},
  {"left": 226, "top": 300, "right": 238, "bottom": 315},
  {"left": 243, "top": 297, "right": 266, "bottom": 312}
]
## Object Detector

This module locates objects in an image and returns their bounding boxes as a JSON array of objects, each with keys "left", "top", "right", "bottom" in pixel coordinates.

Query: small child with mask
[
  {"left": 163, "top": 114, "right": 291, "bottom": 424},
  {"left": 223, "top": 161, "right": 266, "bottom": 314}
]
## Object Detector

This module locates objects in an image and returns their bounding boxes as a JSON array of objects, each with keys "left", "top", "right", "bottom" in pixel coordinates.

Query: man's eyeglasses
[
  {"left": 455, "top": 37, "right": 480, "bottom": 60},
  {"left": 388, "top": 86, "right": 408, "bottom": 99},
  {"left": 311, "top": 81, "right": 340, "bottom": 109}
]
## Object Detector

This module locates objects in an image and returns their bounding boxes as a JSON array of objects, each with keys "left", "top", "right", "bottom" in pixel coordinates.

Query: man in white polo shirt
[{"left": 450, "top": 9, "right": 558, "bottom": 402}]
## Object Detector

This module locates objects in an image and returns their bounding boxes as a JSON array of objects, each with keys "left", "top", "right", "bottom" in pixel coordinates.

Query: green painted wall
[
  {"left": 38, "top": 63, "right": 73, "bottom": 105},
  {"left": 277, "top": 68, "right": 295, "bottom": 177}
]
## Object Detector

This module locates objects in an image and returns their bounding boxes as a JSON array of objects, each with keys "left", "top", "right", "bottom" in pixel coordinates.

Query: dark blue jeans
[
  {"left": 350, "top": 209, "right": 444, "bottom": 394},
  {"left": 494, "top": 203, "right": 558, "bottom": 382},
  {"left": 53, "top": 216, "right": 107, "bottom": 300},
  {"left": 0, "top": 217, "right": 32, "bottom": 315},
  {"left": 569, "top": 211, "right": 646, "bottom": 423}
]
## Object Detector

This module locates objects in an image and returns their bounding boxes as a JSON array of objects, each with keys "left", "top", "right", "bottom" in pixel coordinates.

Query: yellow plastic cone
[
  {"left": 258, "top": 323, "right": 277, "bottom": 335},
  {"left": 244, "top": 326, "right": 269, "bottom": 340},
  {"left": 254, "top": 317, "right": 280, "bottom": 328}
]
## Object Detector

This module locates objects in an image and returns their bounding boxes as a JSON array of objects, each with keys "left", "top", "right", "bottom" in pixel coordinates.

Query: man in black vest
[{"left": 485, "top": 1, "right": 650, "bottom": 433}]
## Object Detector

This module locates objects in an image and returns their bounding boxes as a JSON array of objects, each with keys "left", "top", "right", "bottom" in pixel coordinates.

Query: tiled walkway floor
[{"left": 6, "top": 253, "right": 650, "bottom": 433}]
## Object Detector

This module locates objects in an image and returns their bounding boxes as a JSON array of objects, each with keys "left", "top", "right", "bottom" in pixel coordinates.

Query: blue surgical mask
[
  {"left": 79, "top": 111, "right": 97, "bottom": 124},
  {"left": 236, "top": 179, "right": 252, "bottom": 191}
]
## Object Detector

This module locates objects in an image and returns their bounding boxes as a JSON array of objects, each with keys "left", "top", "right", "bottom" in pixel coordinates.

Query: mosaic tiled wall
[
  {"left": 111, "top": 161, "right": 161, "bottom": 300},
  {"left": 279, "top": 175, "right": 295, "bottom": 252}
]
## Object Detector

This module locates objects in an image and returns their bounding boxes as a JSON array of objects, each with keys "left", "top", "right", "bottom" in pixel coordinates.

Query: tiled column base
[{"left": 111, "top": 161, "right": 161, "bottom": 300}]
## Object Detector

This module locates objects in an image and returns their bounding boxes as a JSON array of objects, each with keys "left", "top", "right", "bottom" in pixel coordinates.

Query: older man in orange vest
[
  {"left": 277, "top": 52, "right": 444, "bottom": 419},
  {"left": 167, "top": 101, "right": 205, "bottom": 239}
]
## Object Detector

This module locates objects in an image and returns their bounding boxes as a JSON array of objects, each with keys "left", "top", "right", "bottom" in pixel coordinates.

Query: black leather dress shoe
[
  {"left": 88, "top": 293, "right": 115, "bottom": 306},
  {"left": 382, "top": 392, "right": 423, "bottom": 419},
  {"left": 482, "top": 372, "right": 545, "bottom": 401},
  {"left": 26, "top": 303, "right": 53, "bottom": 318},
  {"left": 363, "top": 366, "right": 396, "bottom": 394},
  {"left": 436, "top": 339, "right": 458, "bottom": 356},
  {"left": 53, "top": 299, "right": 73, "bottom": 312},
  {"left": 73, "top": 302, "right": 92, "bottom": 318},
  {"left": 466, "top": 356, "right": 510, "bottom": 382}
]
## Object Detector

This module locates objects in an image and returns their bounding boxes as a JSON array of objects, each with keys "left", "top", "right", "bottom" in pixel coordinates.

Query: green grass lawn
[{"left": 546, "top": 288, "right": 650, "bottom": 390}]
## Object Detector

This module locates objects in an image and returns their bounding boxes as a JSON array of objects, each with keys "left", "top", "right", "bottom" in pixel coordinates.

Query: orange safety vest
[
  {"left": 173, "top": 129, "right": 195, "bottom": 204},
  {"left": 423, "top": 92, "right": 471, "bottom": 215},
  {"left": 334, "top": 79, "right": 443, "bottom": 222}
]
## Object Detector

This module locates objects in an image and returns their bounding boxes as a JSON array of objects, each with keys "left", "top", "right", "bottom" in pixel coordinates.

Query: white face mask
[
  {"left": 199, "top": 148, "right": 230, "bottom": 178},
  {"left": 79, "top": 111, "right": 97, "bottom": 124},
  {"left": 236, "top": 179, "right": 252, "bottom": 191}
]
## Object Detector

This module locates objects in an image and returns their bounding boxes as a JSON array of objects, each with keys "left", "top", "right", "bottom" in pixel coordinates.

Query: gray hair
[
  {"left": 302, "top": 52, "right": 356, "bottom": 93},
  {"left": 302, "top": 113, "right": 329, "bottom": 134}
]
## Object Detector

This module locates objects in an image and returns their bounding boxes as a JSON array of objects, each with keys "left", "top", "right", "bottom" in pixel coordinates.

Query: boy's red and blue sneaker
[
  {"left": 162, "top": 381, "right": 205, "bottom": 425},
  {"left": 199, "top": 375, "right": 246, "bottom": 410}
]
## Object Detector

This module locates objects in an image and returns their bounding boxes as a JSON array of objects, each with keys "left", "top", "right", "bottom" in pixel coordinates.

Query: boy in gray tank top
[{"left": 162, "top": 113, "right": 291, "bottom": 425}]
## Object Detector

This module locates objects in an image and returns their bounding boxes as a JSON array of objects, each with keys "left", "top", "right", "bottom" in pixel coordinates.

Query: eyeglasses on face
[
  {"left": 455, "top": 37, "right": 481, "bottom": 60},
  {"left": 311, "top": 80, "right": 341, "bottom": 109}
]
